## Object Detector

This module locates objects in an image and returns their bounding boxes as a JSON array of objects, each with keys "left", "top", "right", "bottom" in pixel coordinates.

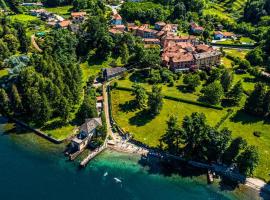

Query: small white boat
[
  {"left": 114, "top": 177, "right": 122, "bottom": 183},
  {"left": 104, "top": 172, "right": 108, "bottom": 177}
]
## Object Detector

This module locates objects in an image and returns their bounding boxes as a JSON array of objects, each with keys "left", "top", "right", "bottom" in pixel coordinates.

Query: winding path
[{"left": 31, "top": 35, "right": 43, "bottom": 52}]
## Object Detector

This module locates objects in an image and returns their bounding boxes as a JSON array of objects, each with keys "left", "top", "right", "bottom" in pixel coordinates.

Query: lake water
[{"left": 0, "top": 117, "right": 265, "bottom": 200}]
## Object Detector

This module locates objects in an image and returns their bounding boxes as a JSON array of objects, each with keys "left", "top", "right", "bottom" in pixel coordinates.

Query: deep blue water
[{"left": 0, "top": 117, "right": 263, "bottom": 200}]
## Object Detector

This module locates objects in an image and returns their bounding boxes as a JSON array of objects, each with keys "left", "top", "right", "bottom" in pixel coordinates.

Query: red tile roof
[
  {"left": 113, "top": 14, "right": 122, "bottom": 20},
  {"left": 71, "top": 12, "right": 87, "bottom": 17},
  {"left": 58, "top": 20, "right": 71, "bottom": 27}
]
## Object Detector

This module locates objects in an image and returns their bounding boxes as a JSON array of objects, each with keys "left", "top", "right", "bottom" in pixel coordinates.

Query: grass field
[
  {"left": 46, "top": 5, "right": 72, "bottom": 18},
  {"left": 115, "top": 73, "right": 202, "bottom": 102},
  {"left": 0, "top": 69, "right": 8, "bottom": 78},
  {"left": 221, "top": 108, "right": 270, "bottom": 181},
  {"left": 8, "top": 14, "right": 37, "bottom": 22},
  {"left": 111, "top": 89, "right": 227, "bottom": 147},
  {"left": 224, "top": 48, "right": 249, "bottom": 59}
]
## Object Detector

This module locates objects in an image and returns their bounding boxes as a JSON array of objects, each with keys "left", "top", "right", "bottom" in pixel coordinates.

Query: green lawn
[
  {"left": 221, "top": 108, "right": 270, "bottom": 182},
  {"left": 224, "top": 48, "right": 249, "bottom": 59},
  {"left": 80, "top": 57, "right": 122, "bottom": 85},
  {"left": 111, "top": 89, "right": 227, "bottom": 148},
  {"left": 46, "top": 5, "right": 72, "bottom": 18},
  {"left": 115, "top": 73, "right": 201, "bottom": 102},
  {"left": 221, "top": 56, "right": 233, "bottom": 68},
  {"left": 233, "top": 73, "right": 256, "bottom": 92},
  {"left": 8, "top": 14, "right": 37, "bottom": 22},
  {"left": 41, "top": 123, "right": 76, "bottom": 141}
]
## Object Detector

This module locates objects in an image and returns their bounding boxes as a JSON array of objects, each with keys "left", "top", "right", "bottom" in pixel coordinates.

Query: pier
[{"left": 80, "top": 143, "right": 107, "bottom": 167}]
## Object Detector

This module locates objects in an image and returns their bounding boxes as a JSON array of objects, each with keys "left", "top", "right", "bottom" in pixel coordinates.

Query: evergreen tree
[
  {"left": 119, "top": 43, "right": 129, "bottom": 65},
  {"left": 132, "top": 83, "right": 148, "bottom": 109},
  {"left": 220, "top": 69, "right": 233, "bottom": 92},
  {"left": 10, "top": 84, "right": 23, "bottom": 113},
  {"left": 0, "top": 39, "right": 10, "bottom": 66},
  {"left": 15, "top": 22, "right": 28, "bottom": 53},
  {"left": 263, "top": 90, "right": 270, "bottom": 116},
  {"left": 227, "top": 81, "right": 244, "bottom": 105},
  {"left": 0, "top": 88, "right": 10, "bottom": 114},
  {"left": 237, "top": 145, "right": 259, "bottom": 175},
  {"left": 148, "top": 85, "right": 163, "bottom": 115},
  {"left": 59, "top": 96, "right": 71, "bottom": 123},
  {"left": 245, "top": 82, "right": 266, "bottom": 116},
  {"left": 202, "top": 82, "right": 224, "bottom": 105},
  {"left": 161, "top": 115, "right": 181, "bottom": 153},
  {"left": 3, "top": 33, "right": 19, "bottom": 53}
]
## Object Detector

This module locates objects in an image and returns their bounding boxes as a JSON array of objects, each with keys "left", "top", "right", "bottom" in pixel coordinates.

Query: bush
[{"left": 253, "top": 131, "right": 262, "bottom": 137}]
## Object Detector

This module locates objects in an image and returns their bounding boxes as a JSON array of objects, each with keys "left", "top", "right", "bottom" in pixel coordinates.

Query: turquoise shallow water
[{"left": 0, "top": 117, "right": 265, "bottom": 200}]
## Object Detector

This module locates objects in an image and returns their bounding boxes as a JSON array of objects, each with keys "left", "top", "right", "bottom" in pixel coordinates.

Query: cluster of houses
[
  {"left": 29, "top": 9, "right": 87, "bottom": 31},
  {"left": 109, "top": 13, "right": 221, "bottom": 71}
]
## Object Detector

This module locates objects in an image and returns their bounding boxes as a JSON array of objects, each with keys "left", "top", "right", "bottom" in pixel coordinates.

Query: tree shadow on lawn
[
  {"left": 260, "top": 182, "right": 270, "bottom": 200},
  {"left": 177, "top": 85, "right": 195, "bottom": 93},
  {"left": 119, "top": 100, "right": 137, "bottom": 113},
  {"left": 129, "top": 70, "right": 148, "bottom": 83},
  {"left": 230, "top": 110, "right": 270, "bottom": 125},
  {"left": 129, "top": 109, "right": 156, "bottom": 127}
]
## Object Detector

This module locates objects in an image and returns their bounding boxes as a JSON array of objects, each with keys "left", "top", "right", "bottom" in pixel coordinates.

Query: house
[
  {"left": 155, "top": 21, "right": 166, "bottom": 30},
  {"left": 190, "top": 22, "right": 204, "bottom": 34},
  {"left": 71, "top": 118, "right": 102, "bottom": 151},
  {"left": 136, "top": 26, "right": 158, "bottom": 38},
  {"left": 214, "top": 31, "right": 224, "bottom": 40},
  {"left": 55, "top": 20, "right": 71, "bottom": 29},
  {"left": 103, "top": 67, "right": 127, "bottom": 80},
  {"left": 112, "top": 24, "right": 125, "bottom": 32},
  {"left": 214, "top": 31, "right": 236, "bottom": 40},
  {"left": 111, "top": 14, "right": 123, "bottom": 25},
  {"left": 109, "top": 28, "right": 123, "bottom": 35},
  {"left": 29, "top": 9, "right": 47, "bottom": 16},
  {"left": 143, "top": 38, "right": 160, "bottom": 45},
  {"left": 71, "top": 12, "right": 87, "bottom": 23},
  {"left": 162, "top": 41, "right": 221, "bottom": 71},
  {"left": 194, "top": 51, "right": 222, "bottom": 68},
  {"left": 21, "top": 2, "right": 43, "bottom": 6}
]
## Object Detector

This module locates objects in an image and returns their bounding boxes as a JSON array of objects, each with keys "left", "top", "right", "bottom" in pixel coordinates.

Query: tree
[
  {"left": 201, "top": 82, "right": 224, "bottom": 105},
  {"left": 227, "top": 81, "right": 244, "bottom": 105},
  {"left": 3, "top": 33, "right": 19, "bottom": 53},
  {"left": 0, "top": 39, "right": 10, "bottom": 65},
  {"left": 208, "top": 68, "right": 221, "bottom": 83},
  {"left": 223, "top": 137, "right": 247, "bottom": 165},
  {"left": 132, "top": 83, "right": 148, "bottom": 109},
  {"left": 139, "top": 47, "right": 161, "bottom": 68},
  {"left": 183, "top": 73, "right": 200, "bottom": 91},
  {"left": 172, "top": 2, "right": 186, "bottom": 20},
  {"left": 161, "top": 115, "right": 182, "bottom": 153},
  {"left": 246, "top": 48, "right": 264, "bottom": 66},
  {"left": 59, "top": 96, "right": 71, "bottom": 123},
  {"left": 77, "top": 92, "right": 98, "bottom": 122},
  {"left": 0, "top": 88, "right": 10, "bottom": 114},
  {"left": 119, "top": 43, "right": 129, "bottom": 64},
  {"left": 220, "top": 69, "right": 233, "bottom": 92},
  {"left": 237, "top": 145, "right": 259, "bottom": 175},
  {"left": 10, "top": 84, "right": 23, "bottom": 113},
  {"left": 148, "top": 85, "right": 163, "bottom": 115},
  {"left": 245, "top": 82, "right": 266, "bottom": 116},
  {"left": 15, "top": 22, "right": 28, "bottom": 53},
  {"left": 263, "top": 90, "right": 270, "bottom": 116}
]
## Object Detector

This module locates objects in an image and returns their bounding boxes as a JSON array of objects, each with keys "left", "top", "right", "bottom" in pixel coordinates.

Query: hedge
[{"left": 114, "top": 86, "right": 223, "bottom": 110}]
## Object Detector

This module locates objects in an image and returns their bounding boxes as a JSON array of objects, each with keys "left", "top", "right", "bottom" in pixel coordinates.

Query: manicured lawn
[
  {"left": 221, "top": 56, "right": 233, "bottom": 68},
  {"left": 224, "top": 48, "right": 249, "bottom": 59},
  {"left": 233, "top": 73, "right": 256, "bottom": 92},
  {"left": 46, "top": 5, "right": 72, "bottom": 18},
  {"left": 111, "top": 89, "right": 227, "bottom": 148},
  {"left": 8, "top": 14, "right": 37, "bottom": 22},
  {"left": 115, "top": 73, "right": 201, "bottom": 101},
  {"left": 42, "top": 123, "right": 76, "bottom": 141},
  {"left": 80, "top": 57, "right": 122, "bottom": 85},
  {"left": 221, "top": 109, "right": 270, "bottom": 182}
]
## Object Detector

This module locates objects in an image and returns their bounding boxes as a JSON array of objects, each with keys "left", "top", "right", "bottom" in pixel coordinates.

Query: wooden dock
[{"left": 80, "top": 143, "right": 107, "bottom": 167}]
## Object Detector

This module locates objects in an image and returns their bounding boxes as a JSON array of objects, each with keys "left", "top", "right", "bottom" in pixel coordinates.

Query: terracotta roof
[
  {"left": 172, "top": 53, "right": 194, "bottom": 63},
  {"left": 96, "top": 96, "right": 103, "bottom": 101},
  {"left": 195, "top": 44, "right": 213, "bottom": 52},
  {"left": 71, "top": 12, "right": 87, "bottom": 17},
  {"left": 223, "top": 32, "right": 235, "bottom": 37},
  {"left": 155, "top": 21, "right": 166, "bottom": 26},
  {"left": 214, "top": 31, "right": 223, "bottom": 35},
  {"left": 113, "top": 14, "right": 122, "bottom": 20},
  {"left": 58, "top": 20, "right": 71, "bottom": 27},
  {"left": 109, "top": 28, "right": 123, "bottom": 34}
]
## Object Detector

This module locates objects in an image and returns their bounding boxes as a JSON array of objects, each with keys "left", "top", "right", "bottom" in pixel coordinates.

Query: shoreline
[{"left": 107, "top": 138, "right": 270, "bottom": 195}]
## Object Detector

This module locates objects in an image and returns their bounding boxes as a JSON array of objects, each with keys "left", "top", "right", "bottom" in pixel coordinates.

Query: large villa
[{"left": 110, "top": 14, "right": 221, "bottom": 72}]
